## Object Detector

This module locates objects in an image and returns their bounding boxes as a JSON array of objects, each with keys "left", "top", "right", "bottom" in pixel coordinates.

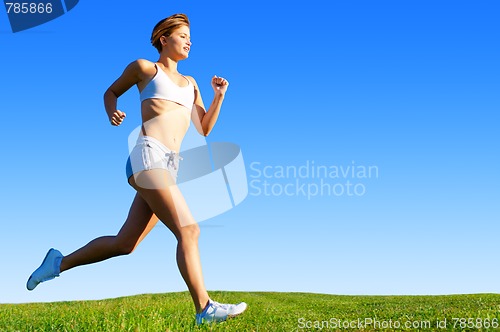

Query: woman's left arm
[{"left": 187, "top": 75, "right": 229, "bottom": 136}]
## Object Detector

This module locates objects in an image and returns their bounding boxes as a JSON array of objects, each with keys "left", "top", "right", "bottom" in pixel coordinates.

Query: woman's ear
[{"left": 160, "top": 35, "right": 168, "bottom": 46}]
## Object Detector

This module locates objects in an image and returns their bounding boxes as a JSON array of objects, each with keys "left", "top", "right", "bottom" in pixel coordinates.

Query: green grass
[{"left": 1, "top": 292, "right": 499, "bottom": 331}]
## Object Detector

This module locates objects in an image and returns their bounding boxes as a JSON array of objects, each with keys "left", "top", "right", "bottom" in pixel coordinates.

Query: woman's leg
[
  {"left": 129, "top": 169, "right": 209, "bottom": 313},
  {"left": 60, "top": 193, "right": 159, "bottom": 272}
]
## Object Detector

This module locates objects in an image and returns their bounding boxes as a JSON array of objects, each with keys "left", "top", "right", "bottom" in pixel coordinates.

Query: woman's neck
[{"left": 157, "top": 55, "right": 179, "bottom": 74}]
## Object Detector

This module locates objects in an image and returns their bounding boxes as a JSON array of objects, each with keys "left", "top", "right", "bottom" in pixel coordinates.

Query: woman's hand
[
  {"left": 110, "top": 110, "right": 126, "bottom": 126},
  {"left": 211, "top": 75, "right": 229, "bottom": 95}
]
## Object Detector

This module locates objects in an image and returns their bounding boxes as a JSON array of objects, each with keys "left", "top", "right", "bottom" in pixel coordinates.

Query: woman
[{"left": 26, "top": 13, "right": 247, "bottom": 325}]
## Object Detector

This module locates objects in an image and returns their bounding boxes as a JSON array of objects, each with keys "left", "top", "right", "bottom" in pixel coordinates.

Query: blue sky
[{"left": 1, "top": 0, "right": 499, "bottom": 304}]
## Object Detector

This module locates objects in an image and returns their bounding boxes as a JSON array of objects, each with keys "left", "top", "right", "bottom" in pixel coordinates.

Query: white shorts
[{"left": 125, "top": 135, "right": 182, "bottom": 183}]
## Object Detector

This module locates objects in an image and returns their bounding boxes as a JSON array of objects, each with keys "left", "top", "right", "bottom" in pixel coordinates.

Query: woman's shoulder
[
  {"left": 132, "top": 58, "right": 157, "bottom": 70},
  {"left": 122, "top": 59, "right": 157, "bottom": 78},
  {"left": 184, "top": 75, "right": 199, "bottom": 88}
]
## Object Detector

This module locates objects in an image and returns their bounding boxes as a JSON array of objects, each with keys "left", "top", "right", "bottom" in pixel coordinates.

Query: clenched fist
[
  {"left": 211, "top": 75, "right": 229, "bottom": 95},
  {"left": 110, "top": 110, "right": 126, "bottom": 126}
]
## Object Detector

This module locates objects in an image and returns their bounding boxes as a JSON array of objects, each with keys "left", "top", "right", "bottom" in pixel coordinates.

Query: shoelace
[{"left": 211, "top": 301, "right": 230, "bottom": 310}]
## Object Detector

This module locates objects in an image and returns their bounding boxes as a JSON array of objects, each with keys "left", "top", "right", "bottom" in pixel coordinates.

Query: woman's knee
[
  {"left": 114, "top": 236, "right": 137, "bottom": 255},
  {"left": 178, "top": 223, "right": 200, "bottom": 242}
]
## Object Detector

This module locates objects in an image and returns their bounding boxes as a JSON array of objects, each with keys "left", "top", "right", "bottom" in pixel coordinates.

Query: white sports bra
[{"left": 140, "top": 63, "right": 195, "bottom": 109}]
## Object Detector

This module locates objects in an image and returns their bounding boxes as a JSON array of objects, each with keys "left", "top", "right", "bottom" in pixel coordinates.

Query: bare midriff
[{"left": 140, "top": 99, "right": 191, "bottom": 152}]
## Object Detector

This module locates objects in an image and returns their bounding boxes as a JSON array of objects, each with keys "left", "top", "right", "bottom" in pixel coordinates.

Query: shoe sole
[
  {"left": 196, "top": 304, "right": 248, "bottom": 325},
  {"left": 26, "top": 248, "right": 56, "bottom": 291},
  {"left": 227, "top": 303, "right": 248, "bottom": 320}
]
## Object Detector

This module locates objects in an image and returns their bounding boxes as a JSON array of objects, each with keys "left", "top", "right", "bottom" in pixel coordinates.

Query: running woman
[{"left": 26, "top": 13, "right": 247, "bottom": 325}]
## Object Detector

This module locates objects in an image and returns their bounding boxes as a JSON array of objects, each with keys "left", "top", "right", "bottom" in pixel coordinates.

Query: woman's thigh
[
  {"left": 129, "top": 169, "right": 198, "bottom": 239},
  {"left": 115, "top": 193, "right": 159, "bottom": 250}
]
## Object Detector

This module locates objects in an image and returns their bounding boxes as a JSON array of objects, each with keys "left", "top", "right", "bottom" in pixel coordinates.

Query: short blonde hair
[{"left": 151, "top": 14, "right": 190, "bottom": 53}]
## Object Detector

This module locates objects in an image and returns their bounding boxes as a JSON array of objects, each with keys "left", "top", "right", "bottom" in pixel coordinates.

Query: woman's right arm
[{"left": 104, "top": 60, "right": 147, "bottom": 126}]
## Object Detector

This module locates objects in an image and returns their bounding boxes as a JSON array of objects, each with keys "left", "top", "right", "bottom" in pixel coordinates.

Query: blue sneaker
[
  {"left": 195, "top": 299, "right": 247, "bottom": 325},
  {"left": 26, "top": 248, "right": 63, "bottom": 291}
]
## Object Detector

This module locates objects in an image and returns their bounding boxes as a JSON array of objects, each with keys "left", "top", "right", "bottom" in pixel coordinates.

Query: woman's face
[{"left": 161, "top": 25, "right": 191, "bottom": 60}]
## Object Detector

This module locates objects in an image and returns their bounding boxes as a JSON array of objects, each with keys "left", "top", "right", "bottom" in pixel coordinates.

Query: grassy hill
[{"left": 1, "top": 291, "right": 499, "bottom": 331}]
